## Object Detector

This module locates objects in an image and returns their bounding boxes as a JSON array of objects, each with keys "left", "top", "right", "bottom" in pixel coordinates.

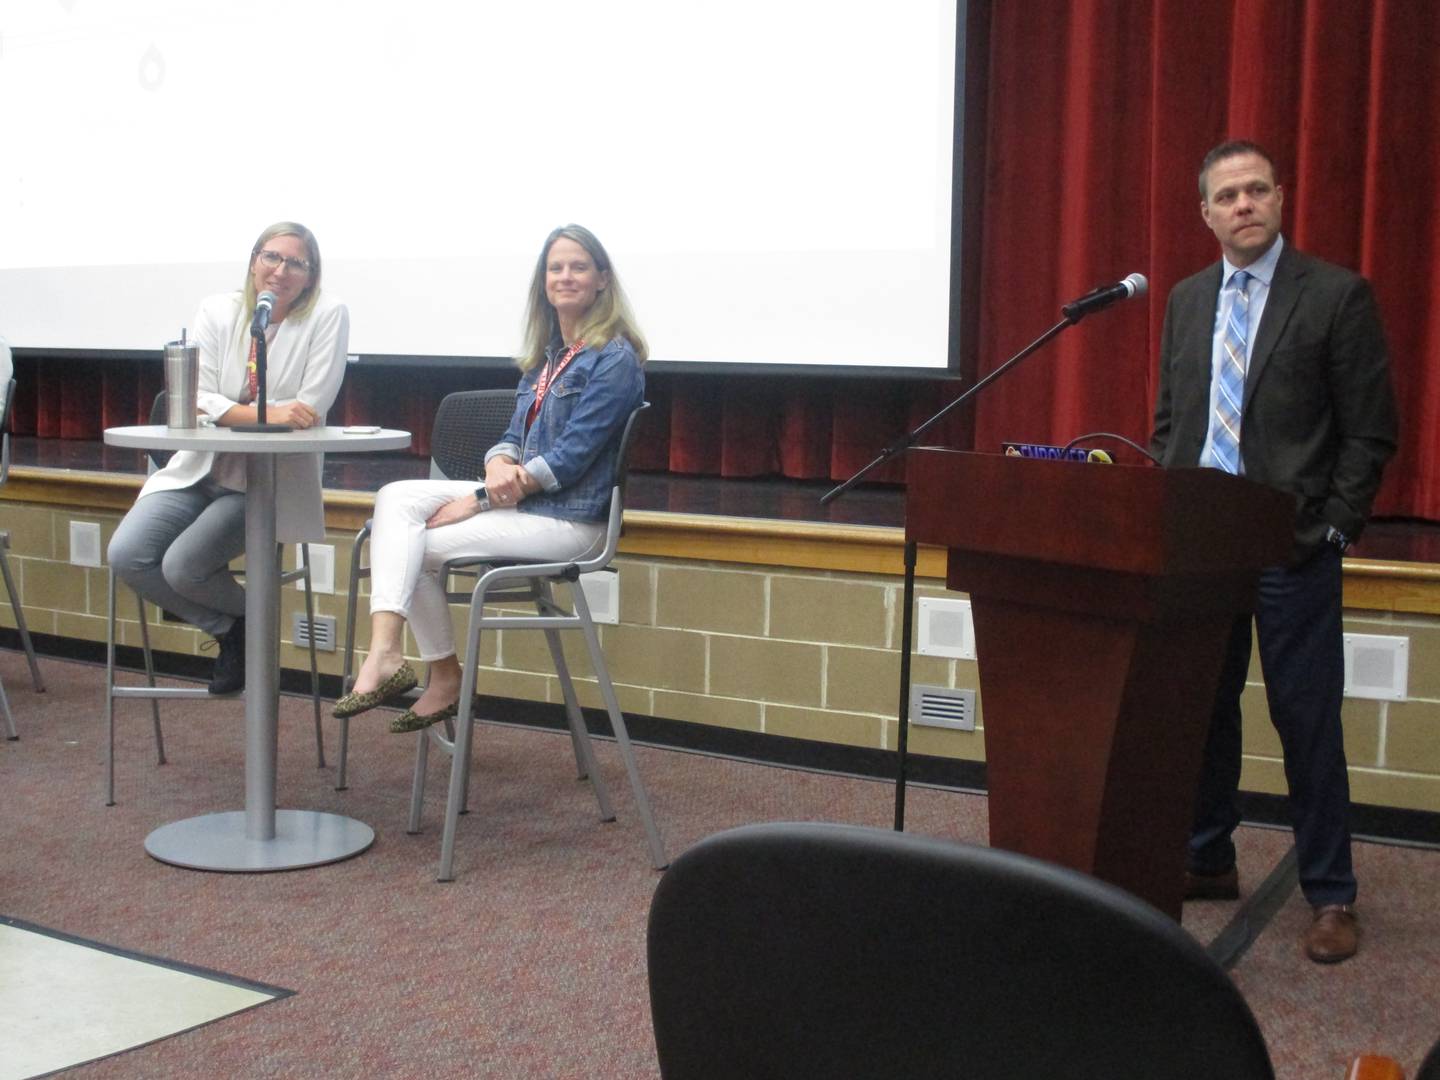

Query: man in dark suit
[{"left": 1150, "top": 139, "right": 1398, "bottom": 963}]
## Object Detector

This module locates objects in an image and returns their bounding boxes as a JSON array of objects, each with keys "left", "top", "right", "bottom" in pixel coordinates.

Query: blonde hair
[
  {"left": 241, "top": 221, "right": 323, "bottom": 322},
  {"left": 517, "top": 224, "right": 647, "bottom": 371}
]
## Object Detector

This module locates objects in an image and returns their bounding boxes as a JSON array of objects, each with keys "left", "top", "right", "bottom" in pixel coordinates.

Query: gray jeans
[{"left": 108, "top": 476, "right": 246, "bottom": 637}]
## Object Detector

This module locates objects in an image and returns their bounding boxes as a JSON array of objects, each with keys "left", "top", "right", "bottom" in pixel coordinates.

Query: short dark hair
[{"left": 1198, "top": 140, "right": 1277, "bottom": 200}]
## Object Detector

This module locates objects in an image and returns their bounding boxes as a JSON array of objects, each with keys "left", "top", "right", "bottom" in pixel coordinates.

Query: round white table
[{"left": 103, "top": 424, "right": 411, "bottom": 871}]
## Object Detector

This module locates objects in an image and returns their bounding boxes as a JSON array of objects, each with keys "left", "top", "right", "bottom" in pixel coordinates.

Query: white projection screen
[{"left": 0, "top": 1, "right": 966, "bottom": 369}]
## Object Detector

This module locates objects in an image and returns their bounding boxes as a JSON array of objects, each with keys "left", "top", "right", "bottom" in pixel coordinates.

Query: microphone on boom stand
[
  {"left": 233, "top": 291, "right": 293, "bottom": 433},
  {"left": 819, "top": 269, "right": 1149, "bottom": 832}
]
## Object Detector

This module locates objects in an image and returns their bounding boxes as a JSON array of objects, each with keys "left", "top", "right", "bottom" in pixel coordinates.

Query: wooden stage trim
[{"left": 7, "top": 466, "right": 1434, "bottom": 613}]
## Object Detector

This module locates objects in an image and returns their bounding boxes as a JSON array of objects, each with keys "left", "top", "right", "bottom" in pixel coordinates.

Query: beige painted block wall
[{"left": 4, "top": 499, "right": 1439, "bottom": 813}]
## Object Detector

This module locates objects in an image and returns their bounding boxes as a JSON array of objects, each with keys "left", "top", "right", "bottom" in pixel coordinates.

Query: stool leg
[
  {"left": 545, "top": 625, "right": 615, "bottom": 822},
  {"left": 408, "top": 731, "right": 429, "bottom": 835},
  {"left": 104, "top": 570, "right": 119, "bottom": 804},
  {"left": 573, "top": 588, "right": 667, "bottom": 870},
  {"left": 336, "top": 526, "right": 369, "bottom": 791},
  {"left": 0, "top": 669, "right": 15, "bottom": 740},
  {"left": 0, "top": 545, "right": 45, "bottom": 693},
  {"left": 136, "top": 588, "right": 165, "bottom": 766},
  {"left": 299, "top": 545, "right": 325, "bottom": 769}
]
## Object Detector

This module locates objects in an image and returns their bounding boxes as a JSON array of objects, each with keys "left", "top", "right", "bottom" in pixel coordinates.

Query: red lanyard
[
  {"left": 526, "top": 339, "right": 585, "bottom": 430},
  {"left": 245, "top": 337, "right": 259, "bottom": 403}
]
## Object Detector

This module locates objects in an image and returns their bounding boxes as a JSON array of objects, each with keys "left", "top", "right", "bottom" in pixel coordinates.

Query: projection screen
[{"left": 0, "top": 1, "right": 966, "bottom": 369}]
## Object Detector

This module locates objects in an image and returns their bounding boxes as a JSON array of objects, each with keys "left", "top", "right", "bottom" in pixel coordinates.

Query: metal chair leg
[
  {"left": 336, "top": 524, "right": 370, "bottom": 791},
  {"left": 545, "top": 626, "right": 615, "bottom": 821},
  {"left": 572, "top": 589, "right": 667, "bottom": 870},
  {"left": 408, "top": 731, "right": 430, "bottom": 834},
  {"left": 540, "top": 587, "right": 589, "bottom": 781},
  {"left": 0, "top": 674, "right": 14, "bottom": 741},
  {"left": 298, "top": 543, "right": 325, "bottom": 769},
  {"left": 436, "top": 600, "right": 489, "bottom": 881},
  {"left": 104, "top": 570, "right": 120, "bottom": 803},
  {"left": 135, "top": 585, "right": 165, "bottom": 765},
  {"left": 0, "top": 542, "right": 45, "bottom": 692}
]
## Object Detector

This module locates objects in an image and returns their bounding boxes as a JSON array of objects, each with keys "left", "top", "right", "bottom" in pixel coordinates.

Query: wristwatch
[
  {"left": 474, "top": 485, "right": 491, "bottom": 512},
  {"left": 1324, "top": 525, "right": 1350, "bottom": 553}
]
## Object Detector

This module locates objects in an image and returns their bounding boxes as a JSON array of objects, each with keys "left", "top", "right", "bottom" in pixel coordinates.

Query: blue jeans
[{"left": 108, "top": 476, "right": 246, "bottom": 637}]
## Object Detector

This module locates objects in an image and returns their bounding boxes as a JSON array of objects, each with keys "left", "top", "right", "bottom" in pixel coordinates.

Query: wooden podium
[{"left": 906, "top": 449, "right": 1293, "bottom": 918}]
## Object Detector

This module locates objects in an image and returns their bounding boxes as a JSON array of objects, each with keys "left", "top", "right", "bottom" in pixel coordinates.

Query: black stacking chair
[
  {"left": 648, "top": 822, "right": 1275, "bottom": 1080},
  {"left": 407, "top": 402, "right": 666, "bottom": 881},
  {"left": 103, "top": 390, "right": 324, "bottom": 804},
  {"left": 336, "top": 387, "right": 516, "bottom": 789},
  {"left": 0, "top": 362, "right": 48, "bottom": 740}
]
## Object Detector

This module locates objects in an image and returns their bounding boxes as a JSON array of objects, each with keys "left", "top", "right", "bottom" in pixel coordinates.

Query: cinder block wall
[{"left": 3, "top": 481, "right": 1439, "bottom": 813}]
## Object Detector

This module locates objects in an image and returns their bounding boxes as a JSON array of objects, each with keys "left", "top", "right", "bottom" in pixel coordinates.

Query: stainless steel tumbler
[{"left": 163, "top": 338, "right": 199, "bottom": 429}]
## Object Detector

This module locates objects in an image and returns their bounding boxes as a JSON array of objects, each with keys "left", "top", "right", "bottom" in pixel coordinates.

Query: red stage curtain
[
  {"left": 970, "top": 0, "right": 1438, "bottom": 519},
  {"left": 660, "top": 0, "right": 1437, "bottom": 521}
]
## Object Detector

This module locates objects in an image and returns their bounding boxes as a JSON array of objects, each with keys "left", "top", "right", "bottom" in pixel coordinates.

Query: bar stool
[{"left": 408, "top": 403, "right": 667, "bottom": 880}]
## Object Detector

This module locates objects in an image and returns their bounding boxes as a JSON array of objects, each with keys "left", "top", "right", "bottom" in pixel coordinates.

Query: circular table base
[{"left": 145, "top": 810, "right": 375, "bottom": 872}]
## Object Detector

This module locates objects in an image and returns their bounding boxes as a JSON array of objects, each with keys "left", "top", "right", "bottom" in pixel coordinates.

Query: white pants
[{"left": 368, "top": 479, "right": 605, "bottom": 660}]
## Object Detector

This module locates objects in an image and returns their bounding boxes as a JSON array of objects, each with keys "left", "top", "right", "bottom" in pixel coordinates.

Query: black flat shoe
[
  {"left": 333, "top": 661, "right": 419, "bottom": 719},
  {"left": 207, "top": 617, "right": 245, "bottom": 695}
]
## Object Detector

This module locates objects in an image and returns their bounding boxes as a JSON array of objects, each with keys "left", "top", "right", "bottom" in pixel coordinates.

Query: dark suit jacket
[{"left": 1150, "top": 243, "right": 1398, "bottom": 561}]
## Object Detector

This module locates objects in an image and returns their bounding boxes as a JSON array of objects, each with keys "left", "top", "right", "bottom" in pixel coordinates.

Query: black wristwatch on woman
[{"left": 474, "top": 486, "right": 491, "bottom": 511}]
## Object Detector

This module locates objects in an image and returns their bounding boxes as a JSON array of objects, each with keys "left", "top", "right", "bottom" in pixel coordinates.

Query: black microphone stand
[
  {"left": 233, "top": 324, "right": 292, "bottom": 434},
  {"left": 820, "top": 311, "right": 1086, "bottom": 832}
]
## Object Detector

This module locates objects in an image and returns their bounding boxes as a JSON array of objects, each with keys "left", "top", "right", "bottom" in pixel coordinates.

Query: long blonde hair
[{"left": 517, "top": 224, "right": 647, "bottom": 371}]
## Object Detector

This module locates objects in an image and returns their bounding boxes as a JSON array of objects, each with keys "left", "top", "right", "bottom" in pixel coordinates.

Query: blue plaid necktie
[{"left": 1206, "top": 270, "right": 1251, "bottom": 474}]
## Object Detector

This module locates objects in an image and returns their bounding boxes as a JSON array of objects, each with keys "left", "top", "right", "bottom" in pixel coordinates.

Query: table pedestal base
[{"left": 145, "top": 810, "right": 374, "bottom": 871}]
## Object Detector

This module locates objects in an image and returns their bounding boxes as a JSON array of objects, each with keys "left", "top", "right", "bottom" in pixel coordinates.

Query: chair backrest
[
  {"left": 0, "top": 338, "right": 14, "bottom": 432},
  {"left": 647, "top": 822, "right": 1275, "bottom": 1080},
  {"left": 575, "top": 401, "right": 648, "bottom": 573},
  {"left": 147, "top": 390, "right": 173, "bottom": 471},
  {"left": 0, "top": 378, "right": 14, "bottom": 487},
  {"left": 429, "top": 389, "right": 515, "bottom": 481},
  {"left": 0, "top": 340, "right": 14, "bottom": 486}
]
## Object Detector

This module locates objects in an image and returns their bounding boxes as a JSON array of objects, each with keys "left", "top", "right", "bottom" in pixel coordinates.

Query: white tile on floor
[{"left": 0, "top": 923, "right": 275, "bottom": 1079}]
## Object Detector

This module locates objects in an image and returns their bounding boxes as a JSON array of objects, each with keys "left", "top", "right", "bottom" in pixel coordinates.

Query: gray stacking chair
[
  {"left": 406, "top": 402, "right": 666, "bottom": 881},
  {"left": 336, "top": 387, "right": 516, "bottom": 789},
  {"left": 103, "top": 390, "right": 324, "bottom": 804},
  {"left": 0, "top": 354, "right": 48, "bottom": 740}
]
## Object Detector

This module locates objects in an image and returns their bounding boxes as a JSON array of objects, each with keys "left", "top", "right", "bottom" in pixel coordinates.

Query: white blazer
[{"left": 138, "top": 290, "right": 350, "bottom": 541}]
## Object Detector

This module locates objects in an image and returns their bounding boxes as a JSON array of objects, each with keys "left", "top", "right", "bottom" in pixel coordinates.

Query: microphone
[
  {"left": 251, "top": 291, "right": 278, "bottom": 336},
  {"left": 1061, "top": 273, "right": 1147, "bottom": 321}
]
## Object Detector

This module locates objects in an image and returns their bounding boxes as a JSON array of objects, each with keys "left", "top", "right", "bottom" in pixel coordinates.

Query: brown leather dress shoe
[
  {"left": 1183, "top": 866, "right": 1240, "bottom": 901},
  {"left": 1304, "top": 904, "right": 1359, "bottom": 963}
]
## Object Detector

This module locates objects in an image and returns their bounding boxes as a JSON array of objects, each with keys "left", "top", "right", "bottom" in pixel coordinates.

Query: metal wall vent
[
  {"left": 909, "top": 685, "right": 977, "bottom": 731},
  {"left": 292, "top": 613, "right": 338, "bottom": 653}
]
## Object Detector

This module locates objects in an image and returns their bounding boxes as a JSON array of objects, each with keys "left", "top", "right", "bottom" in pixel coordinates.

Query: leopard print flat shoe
[
  {"left": 332, "top": 661, "right": 419, "bottom": 719},
  {"left": 389, "top": 700, "right": 459, "bottom": 734}
]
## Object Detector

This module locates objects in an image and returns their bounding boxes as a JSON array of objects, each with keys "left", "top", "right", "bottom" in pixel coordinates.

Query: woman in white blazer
[{"left": 108, "top": 222, "right": 349, "bottom": 694}]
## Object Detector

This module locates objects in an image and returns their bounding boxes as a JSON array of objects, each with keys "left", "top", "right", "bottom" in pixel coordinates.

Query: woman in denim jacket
[{"left": 335, "top": 224, "right": 645, "bottom": 732}]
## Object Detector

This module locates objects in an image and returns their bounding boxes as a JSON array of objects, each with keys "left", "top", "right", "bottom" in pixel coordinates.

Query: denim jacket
[{"left": 485, "top": 336, "right": 644, "bottom": 522}]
